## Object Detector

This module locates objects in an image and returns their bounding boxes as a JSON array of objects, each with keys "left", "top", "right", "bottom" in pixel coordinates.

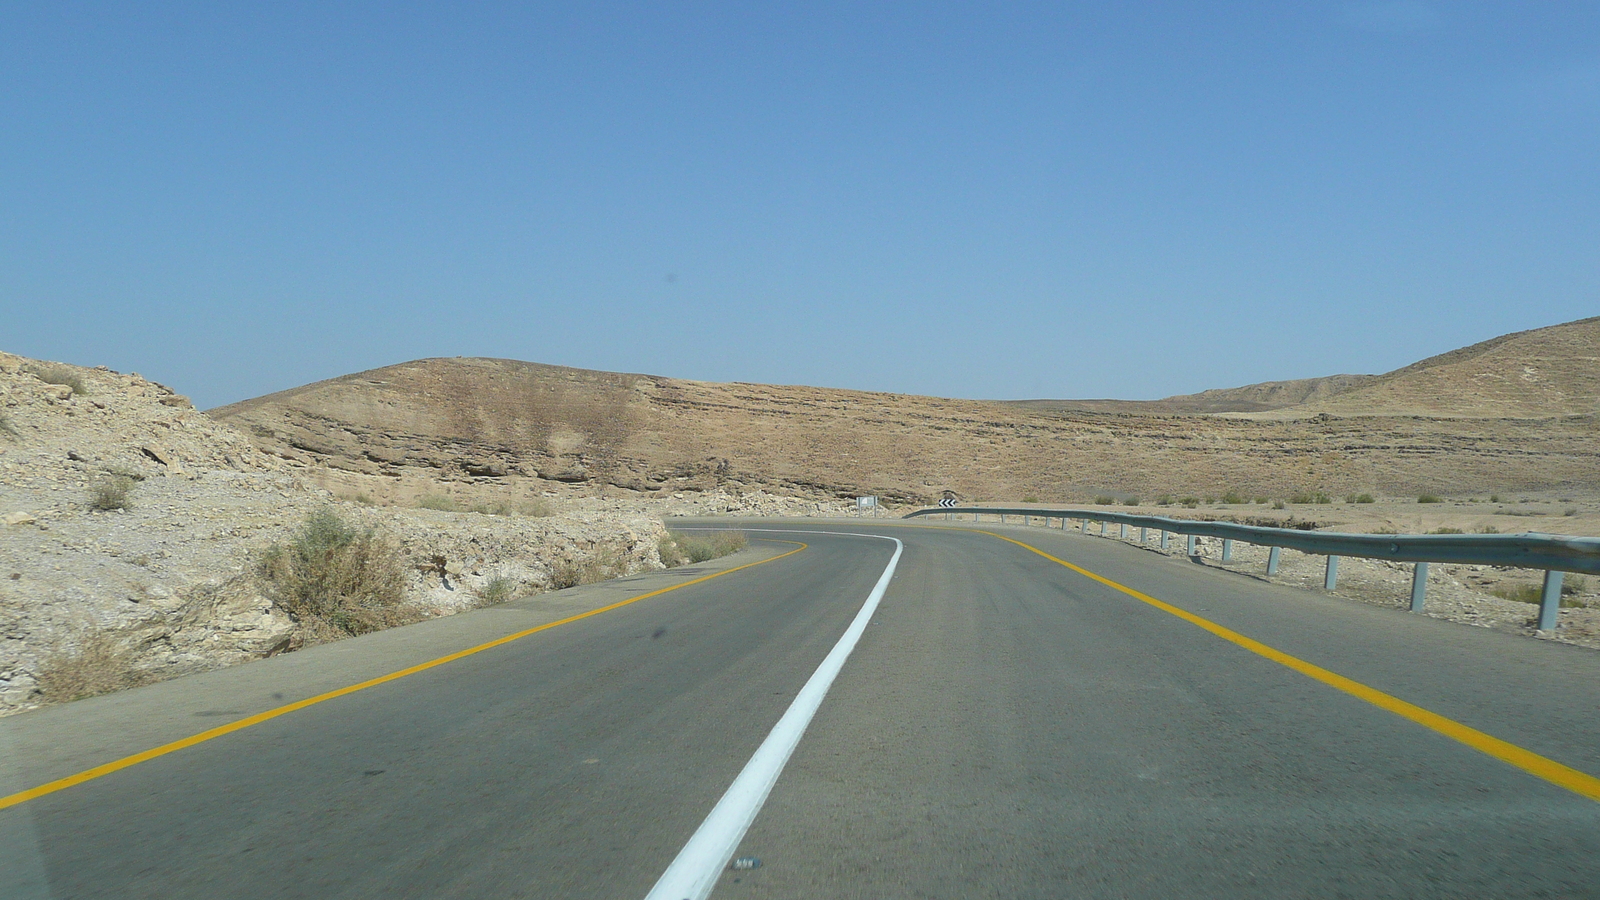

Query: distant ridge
[
  {"left": 206, "top": 317, "right": 1600, "bottom": 503},
  {"left": 1008, "top": 373, "right": 1375, "bottom": 416},
  {"left": 1274, "top": 316, "right": 1600, "bottom": 419},
  {"left": 1011, "top": 316, "right": 1600, "bottom": 420}
]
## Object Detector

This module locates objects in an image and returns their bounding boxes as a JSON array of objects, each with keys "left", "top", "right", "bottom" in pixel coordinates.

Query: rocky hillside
[
  {"left": 210, "top": 320, "right": 1600, "bottom": 506},
  {"left": 0, "top": 352, "right": 765, "bottom": 716}
]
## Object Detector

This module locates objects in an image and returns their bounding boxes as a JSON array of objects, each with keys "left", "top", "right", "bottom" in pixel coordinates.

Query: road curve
[{"left": 3, "top": 519, "right": 1599, "bottom": 899}]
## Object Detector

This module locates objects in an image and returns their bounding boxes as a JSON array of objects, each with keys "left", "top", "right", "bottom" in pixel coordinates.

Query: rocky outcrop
[{"left": 0, "top": 353, "right": 723, "bottom": 715}]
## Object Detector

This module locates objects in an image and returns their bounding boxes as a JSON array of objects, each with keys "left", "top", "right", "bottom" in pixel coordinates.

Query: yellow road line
[
  {"left": 0, "top": 541, "right": 808, "bottom": 811},
  {"left": 981, "top": 529, "right": 1600, "bottom": 804}
]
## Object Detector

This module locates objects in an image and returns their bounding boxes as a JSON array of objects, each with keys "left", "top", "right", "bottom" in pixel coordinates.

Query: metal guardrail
[{"left": 904, "top": 506, "right": 1600, "bottom": 631}]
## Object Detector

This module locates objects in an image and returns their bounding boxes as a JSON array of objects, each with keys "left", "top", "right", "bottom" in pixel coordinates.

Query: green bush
[
  {"left": 1353, "top": 493, "right": 1376, "bottom": 504},
  {"left": 1489, "top": 494, "right": 1501, "bottom": 503},
  {"left": 1155, "top": 495, "right": 1173, "bottom": 506},
  {"left": 1429, "top": 526, "right": 1465, "bottom": 534},
  {"left": 1271, "top": 500, "right": 1287, "bottom": 510},
  {"left": 416, "top": 494, "right": 461, "bottom": 512},
  {"left": 1093, "top": 495, "right": 1115, "bottom": 505},
  {"left": 1220, "top": 490, "right": 1247, "bottom": 505},
  {"left": 1122, "top": 497, "right": 1140, "bottom": 506},
  {"left": 1417, "top": 494, "right": 1443, "bottom": 504},
  {"left": 88, "top": 475, "right": 134, "bottom": 511},
  {"left": 1477, "top": 525, "right": 1500, "bottom": 534},
  {"left": 1289, "top": 491, "right": 1332, "bottom": 505},
  {"left": 659, "top": 530, "right": 748, "bottom": 567},
  {"left": 258, "top": 509, "right": 410, "bottom": 637},
  {"left": 1180, "top": 497, "right": 1200, "bottom": 508}
]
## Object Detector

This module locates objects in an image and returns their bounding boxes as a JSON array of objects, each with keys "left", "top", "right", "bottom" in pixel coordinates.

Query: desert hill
[
  {"left": 210, "top": 318, "right": 1600, "bottom": 506},
  {"left": 1272, "top": 316, "right": 1600, "bottom": 419}
]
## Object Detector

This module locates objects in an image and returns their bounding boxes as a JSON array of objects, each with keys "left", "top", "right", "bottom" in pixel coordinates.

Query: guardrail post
[
  {"left": 1100, "top": 521, "right": 1107, "bottom": 536},
  {"left": 1082, "top": 519, "right": 1091, "bottom": 534},
  {"left": 1186, "top": 534, "right": 1197, "bottom": 556},
  {"left": 1538, "top": 570, "right": 1565, "bottom": 631},
  {"left": 1160, "top": 530, "right": 1170, "bottom": 550},
  {"left": 1267, "top": 546, "right": 1281, "bottom": 575},
  {"left": 1221, "top": 539, "right": 1233, "bottom": 562},
  {"left": 1140, "top": 526, "right": 1147, "bottom": 543},
  {"left": 1324, "top": 556, "right": 1340, "bottom": 590},
  {"left": 1410, "top": 562, "right": 1428, "bottom": 612},
  {"left": 1120, "top": 523, "right": 1128, "bottom": 539}
]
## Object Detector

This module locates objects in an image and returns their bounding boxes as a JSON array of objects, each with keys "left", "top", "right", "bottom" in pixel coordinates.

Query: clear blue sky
[{"left": 3, "top": 2, "right": 1595, "bottom": 409}]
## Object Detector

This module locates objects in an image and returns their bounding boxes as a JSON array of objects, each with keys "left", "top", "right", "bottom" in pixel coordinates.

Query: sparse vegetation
[
  {"left": 1122, "top": 497, "right": 1140, "bottom": 506},
  {"left": 1271, "top": 500, "right": 1287, "bottom": 510},
  {"left": 1565, "top": 508, "right": 1579, "bottom": 517},
  {"left": 476, "top": 575, "right": 519, "bottom": 606},
  {"left": 1220, "top": 490, "right": 1247, "bottom": 505},
  {"left": 1022, "top": 495, "right": 1040, "bottom": 503},
  {"left": 1429, "top": 526, "right": 1465, "bottom": 534},
  {"left": 549, "top": 548, "right": 627, "bottom": 589},
  {"left": 257, "top": 508, "right": 411, "bottom": 637},
  {"left": 1348, "top": 493, "right": 1375, "bottom": 504},
  {"left": 1489, "top": 494, "right": 1501, "bottom": 503},
  {"left": 1155, "top": 495, "right": 1174, "bottom": 506},
  {"left": 1477, "top": 525, "right": 1501, "bottom": 534},
  {"left": 22, "top": 363, "right": 87, "bottom": 395},
  {"left": 33, "top": 629, "right": 151, "bottom": 704},
  {"left": 1180, "top": 497, "right": 1200, "bottom": 508},
  {"left": 416, "top": 495, "right": 553, "bottom": 517},
  {"left": 1417, "top": 494, "right": 1443, "bottom": 504},
  {"left": 659, "top": 530, "right": 748, "bottom": 568},
  {"left": 1492, "top": 583, "right": 1586, "bottom": 608},
  {"left": 1093, "top": 495, "right": 1115, "bottom": 505},
  {"left": 0, "top": 412, "right": 15, "bottom": 439},
  {"left": 88, "top": 475, "right": 135, "bottom": 511},
  {"left": 1288, "top": 491, "right": 1332, "bottom": 505},
  {"left": 341, "top": 492, "right": 377, "bottom": 506}
]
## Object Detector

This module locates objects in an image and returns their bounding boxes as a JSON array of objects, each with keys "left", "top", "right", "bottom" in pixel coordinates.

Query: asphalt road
[{"left": 4, "top": 519, "right": 1600, "bottom": 899}]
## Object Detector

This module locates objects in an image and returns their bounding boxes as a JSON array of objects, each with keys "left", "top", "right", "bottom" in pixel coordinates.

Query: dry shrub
[
  {"left": 34, "top": 629, "right": 152, "bottom": 704},
  {"left": 22, "top": 362, "right": 86, "bottom": 395},
  {"left": 659, "top": 531, "right": 747, "bottom": 568},
  {"left": 476, "top": 575, "right": 520, "bottom": 606},
  {"left": 88, "top": 475, "right": 135, "bottom": 510},
  {"left": 550, "top": 548, "right": 627, "bottom": 589},
  {"left": 258, "top": 508, "right": 412, "bottom": 637}
]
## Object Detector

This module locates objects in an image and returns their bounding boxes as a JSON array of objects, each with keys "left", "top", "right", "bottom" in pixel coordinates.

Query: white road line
[{"left": 643, "top": 530, "right": 903, "bottom": 900}]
